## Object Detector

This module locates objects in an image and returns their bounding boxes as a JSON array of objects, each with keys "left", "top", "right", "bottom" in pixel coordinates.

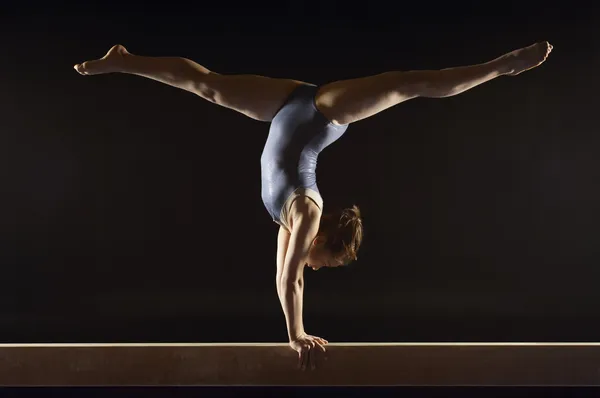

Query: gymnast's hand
[{"left": 289, "top": 333, "right": 328, "bottom": 370}]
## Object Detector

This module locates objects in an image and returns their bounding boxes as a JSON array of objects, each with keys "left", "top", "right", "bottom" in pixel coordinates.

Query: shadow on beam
[{"left": 0, "top": 343, "right": 599, "bottom": 386}]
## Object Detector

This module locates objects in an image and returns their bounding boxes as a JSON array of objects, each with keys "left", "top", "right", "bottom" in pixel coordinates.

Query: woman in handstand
[{"left": 74, "top": 40, "right": 552, "bottom": 369}]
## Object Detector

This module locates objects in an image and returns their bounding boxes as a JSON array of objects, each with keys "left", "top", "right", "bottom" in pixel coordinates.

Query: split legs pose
[
  {"left": 74, "top": 41, "right": 553, "bottom": 125},
  {"left": 74, "top": 41, "right": 552, "bottom": 369}
]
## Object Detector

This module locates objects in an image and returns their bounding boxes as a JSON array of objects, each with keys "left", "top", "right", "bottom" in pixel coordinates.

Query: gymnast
[{"left": 74, "top": 41, "right": 552, "bottom": 370}]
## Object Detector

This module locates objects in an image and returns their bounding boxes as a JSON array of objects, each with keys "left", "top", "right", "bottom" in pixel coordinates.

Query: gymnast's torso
[{"left": 260, "top": 84, "right": 349, "bottom": 231}]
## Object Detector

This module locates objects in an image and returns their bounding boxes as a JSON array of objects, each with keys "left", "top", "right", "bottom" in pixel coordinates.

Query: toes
[
  {"left": 537, "top": 41, "right": 552, "bottom": 61},
  {"left": 73, "top": 64, "right": 86, "bottom": 75},
  {"left": 545, "top": 43, "right": 553, "bottom": 60},
  {"left": 74, "top": 61, "right": 94, "bottom": 75}
]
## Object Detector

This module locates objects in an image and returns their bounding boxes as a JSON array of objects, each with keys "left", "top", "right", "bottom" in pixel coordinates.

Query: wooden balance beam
[{"left": 0, "top": 343, "right": 599, "bottom": 386}]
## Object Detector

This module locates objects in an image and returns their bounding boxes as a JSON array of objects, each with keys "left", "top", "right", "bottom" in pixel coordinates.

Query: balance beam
[{"left": 0, "top": 343, "right": 599, "bottom": 386}]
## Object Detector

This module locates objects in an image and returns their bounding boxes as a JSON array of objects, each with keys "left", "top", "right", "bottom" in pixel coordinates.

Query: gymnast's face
[{"left": 306, "top": 237, "right": 344, "bottom": 271}]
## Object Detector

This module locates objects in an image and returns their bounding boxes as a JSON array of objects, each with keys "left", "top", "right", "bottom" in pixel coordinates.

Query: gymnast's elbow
[{"left": 280, "top": 276, "right": 303, "bottom": 291}]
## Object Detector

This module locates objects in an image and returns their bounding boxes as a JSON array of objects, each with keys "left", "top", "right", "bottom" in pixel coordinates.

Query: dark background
[{"left": 0, "top": 0, "right": 598, "bottom": 344}]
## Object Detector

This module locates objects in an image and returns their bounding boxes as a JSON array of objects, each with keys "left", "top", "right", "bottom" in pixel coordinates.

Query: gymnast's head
[{"left": 307, "top": 205, "right": 363, "bottom": 271}]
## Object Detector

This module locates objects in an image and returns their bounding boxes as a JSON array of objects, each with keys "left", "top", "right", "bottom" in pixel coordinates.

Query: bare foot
[
  {"left": 74, "top": 44, "right": 130, "bottom": 75},
  {"left": 501, "top": 41, "right": 553, "bottom": 76}
]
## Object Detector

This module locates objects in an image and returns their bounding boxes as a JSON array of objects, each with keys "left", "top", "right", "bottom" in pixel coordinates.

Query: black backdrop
[{"left": 0, "top": 0, "right": 598, "bottom": 343}]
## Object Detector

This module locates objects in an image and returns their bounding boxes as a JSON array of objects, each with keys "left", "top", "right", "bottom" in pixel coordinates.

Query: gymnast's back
[{"left": 260, "top": 84, "right": 349, "bottom": 231}]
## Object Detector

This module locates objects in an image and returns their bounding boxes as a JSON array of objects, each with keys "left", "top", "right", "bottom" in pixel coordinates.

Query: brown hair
[{"left": 318, "top": 205, "right": 363, "bottom": 265}]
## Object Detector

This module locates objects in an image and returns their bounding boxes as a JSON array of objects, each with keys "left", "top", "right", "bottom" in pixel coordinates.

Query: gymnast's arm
[
  {"left": 275, "top": 227, "right": 290, "bottom": 311},
  {"left": 279, "top": 199, "right": 321, "bottom": 342}
]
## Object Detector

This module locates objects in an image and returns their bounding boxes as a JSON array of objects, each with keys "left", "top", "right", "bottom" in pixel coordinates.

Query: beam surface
[{"left": 0, "top": 343, "right": 599, "bottom": 386}]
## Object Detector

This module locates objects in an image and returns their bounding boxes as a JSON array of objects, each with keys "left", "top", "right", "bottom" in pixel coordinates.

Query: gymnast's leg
[
  {"left": 314, "top": 41, "right": 553, "bottom": 125},
  {"left": 74, "top": 45, "right": 307, "bottom": 122}
]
